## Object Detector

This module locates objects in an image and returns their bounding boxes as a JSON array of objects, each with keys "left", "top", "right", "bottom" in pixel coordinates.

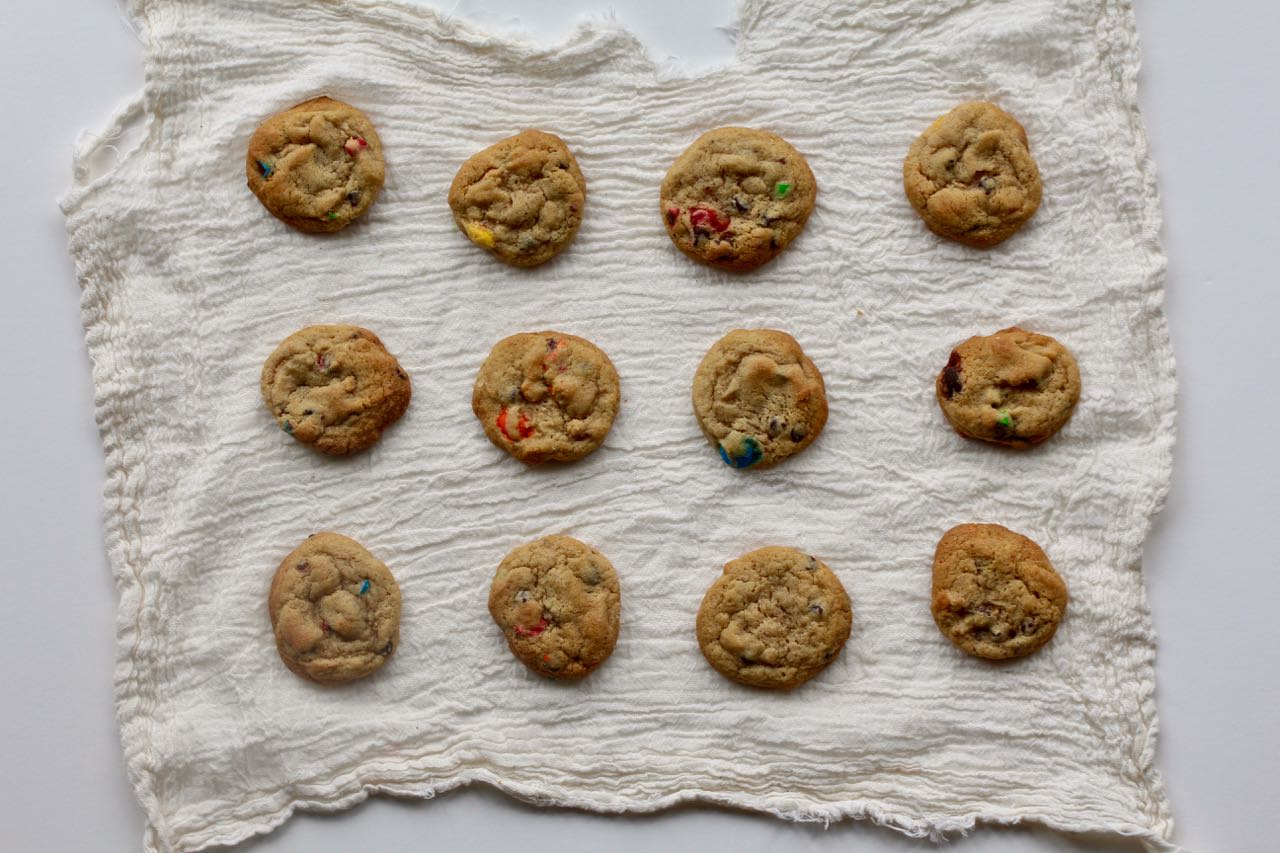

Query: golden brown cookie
[
  {"left": 268, "top": 532, "right": 401, "bottom": 683},
  {"left": 692, "top": 329, "right": 827, "bottom": 468},
  {"left": 936, "top": 326, "right": 1080, "bottom": 449},
  {"left": 931, "top": 523, "right": 1067, "bottom": 660},
  {"left": 696, "top": 547, "right": 852, "bottom": 690},
  {"left": 903, "top": 101, "right": 1041, "bottom": 247},
  {"left": 488, "top": 535, "right": 621, "bottom": 679},
  {"left": 246, "top": 96, "right": 385, "bottom": 233},
  {"left": 472, "top": 331, "right": 619, "bottom": 464},
  {"left": 661, "top": 127, "right": 817, "bottom": 271},
  {"left": 261, "top": 324, "right": 411, "bottom": 455},
  {"left": 448, "top": 130, "right": 587, "bottom": 267}
]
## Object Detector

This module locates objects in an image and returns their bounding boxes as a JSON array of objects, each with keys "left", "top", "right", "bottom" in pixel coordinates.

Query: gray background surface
[{"left": 1, "top": 1, "right": 1276, "bottom": 850}]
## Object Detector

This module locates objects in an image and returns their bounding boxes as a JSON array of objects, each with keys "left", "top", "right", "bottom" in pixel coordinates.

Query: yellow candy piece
[{"left": 464, "top": 221, "right": 495, "bottom": 248}]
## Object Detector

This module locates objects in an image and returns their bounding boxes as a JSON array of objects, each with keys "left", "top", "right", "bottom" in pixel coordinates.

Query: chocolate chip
[
  {"left": 940, "top": 352, "right": 963, "bottom": 399},
  {"left": 790, "top": 424, "right": 808, "bottom": 442},
  {"left": 806, "top": 556, "right": 818, "bottom": 571},
  {"left": 767, "top": 417, "right": 783, "bottom": 438},
  {"left": 1020, "top": 617, "right": 1037, "bottom": 634},
  {"left": 979, "top": 176, "right": 996, "bottom": 192},
  {"left": 808, "top": 602, "right": 824, "bottom": 616},
  {"left": 515, "top": 590, "right": 532, "bottom": 603},
  {"left": 395, "top": 368, "right": 407, "bottom": 380},
  {"left": 379, "top": 642, "right": 393, "bottom": 656},
  {"left": 546, "top": 337, "right": 559, "bottom": 351},
  {"left": 733, "top": 196, "right": 750, "bottom": 212},
  {"left": 295, "top": 561, "right": 310, "bottom": 573},
  {"left": 346, "top": 190, "right": 360, "bottom": 205},
  {"left": 770, "top": 235, "right": 779, "bottom": 250},
  {"left": 302, "top": 409, "right": 312, "bottom": 415}
]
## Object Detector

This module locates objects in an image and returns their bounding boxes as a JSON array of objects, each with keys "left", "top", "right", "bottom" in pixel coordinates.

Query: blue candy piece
[
  {"left": 718, "top": 437, "right": 763, "bottom": 469},
  {"left": 359, "top": 579, "right": 371, "bottom": 595},
  {"left": 257, "top": 159, "right": 274, "bottom": 178}
]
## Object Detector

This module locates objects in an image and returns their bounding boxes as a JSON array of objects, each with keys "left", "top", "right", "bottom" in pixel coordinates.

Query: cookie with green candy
[
  {"left": 246, "top": 96, "right": 385, "bottom": 233},
  {"left": 660, "top": 127, "right": 817, "bottom": 272},
  {"left": 693, "top": 329, "right": 827, "bottom": 469},
  {"left": 935, "top": 327, "right": 1080, "bottom": 449}
]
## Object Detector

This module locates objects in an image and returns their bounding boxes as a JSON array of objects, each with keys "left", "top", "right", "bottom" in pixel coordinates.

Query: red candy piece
[
  {"left": 344, "top": 137, "right": 368, "bottom": 156},
  {"left": 514, "top": 616, "right": 550, "bottom": 638},
  {"left": 666, "top": 205, "right": 680, "bottom": 223},
  {"left": 316, "top": 352, "right": 328, "bottom": 371},
  {"left": 497, "top": 408, "right": 535, "bottom": 441},
  {"left": 689, "top": 206, "right": 730, "bottom": 233}
]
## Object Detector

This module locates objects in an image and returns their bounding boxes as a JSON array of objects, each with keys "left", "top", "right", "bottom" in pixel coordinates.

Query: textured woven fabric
[{"left": 61, "top": 1, "right": 1180, "bottom": 850}]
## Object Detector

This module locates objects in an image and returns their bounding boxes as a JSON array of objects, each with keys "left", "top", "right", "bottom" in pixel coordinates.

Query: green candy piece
[
  {"left": 282, "top": 420, "right": 293, "bottom": 434},
  {"left": 326, "top": 212, "right": 338, "bottom": 220},
  {"left": 774, "top": 181, "right": 792, "bottom": 198},
  {"left": 996, "top": 410, "right": 1013, "bottom": 427}
]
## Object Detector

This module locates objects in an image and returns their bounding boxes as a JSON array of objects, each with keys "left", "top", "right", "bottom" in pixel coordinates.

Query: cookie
[
  {"left": 246, "top": 96, "right": 385, "bottom": 233},
  {"left": 488, "top": 535, "right": 621, "bottom": 679},
  {"left": 261, "top": 324, "right": 411, "bottom": 455},
  {"left": 268, "top": 532, "right": 401, "bottom": 683},
  {"left": 692, "top": 329, "right": 827, "bottom": 469},
  {"left": 903, "top": 101, "right": 1041, "bottom": 247},
  {"left": 936, "top": 326, "right": 1080, "bottom": 449},
  {"left": 472, "top": 331, "right": 619, "bottom": 464},
  {"left": 448, "top": 130, "right": 587, "bottom": 267},
  {"left": 660, "top": 127, "right": 817, "bottom": 271},
  {"left": 931, "top": 523, "right": 1067, "bottom": 660},
  {"left": 696, "top": 547, "right": 852, "bottom": 690}
]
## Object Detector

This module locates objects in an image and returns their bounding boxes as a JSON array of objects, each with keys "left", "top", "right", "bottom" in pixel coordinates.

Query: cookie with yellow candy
[{"left": 448, "top": 130, "right": 587, "bottom": 267}]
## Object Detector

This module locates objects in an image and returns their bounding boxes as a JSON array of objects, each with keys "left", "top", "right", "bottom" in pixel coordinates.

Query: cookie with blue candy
[{"left": 692, "top": 329, "right": 827, "bottom": 469}]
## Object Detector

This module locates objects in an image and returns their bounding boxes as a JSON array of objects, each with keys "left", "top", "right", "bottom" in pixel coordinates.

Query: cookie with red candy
[
  {"left": 488, "top": 535, "right": 621, "bottom": 679},
  {"left": 660, "top": 127, "right": 817, "bottom": 272},
  {"left": 471, "top": 331, "right": 620, "bottom": 464}
]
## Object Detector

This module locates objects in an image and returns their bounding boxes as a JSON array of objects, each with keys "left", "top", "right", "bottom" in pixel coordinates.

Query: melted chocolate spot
[{"left": 941, "top": 352, "right": 963, "bottom": 399}]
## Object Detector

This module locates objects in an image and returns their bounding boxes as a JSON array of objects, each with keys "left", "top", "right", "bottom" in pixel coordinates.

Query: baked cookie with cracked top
[
  {"left": 449, "top": 130, "right": 587, "bottom": 267},
  {"left": 472, "top": 331, "right": 619, "bottom": 464},
  {"left": 903, "top": 101, "right": 1041, "bottom": 247},
  {"left": 488, "top": 535, "right": 621, "bottom": 679},
  {"left": 661, "top": 127, "right": 817, "bottom": 271},
  {"left": 696, "top": 546, "right": 852, "bottom": 690},
  {"left": 246, "top": 96, "right": 385, "bottom": 233},
  {"left": 936, "top": 326, "right": 1080, "bottom": 449},
  {"left": 692, "top": 329, "right": 827, "bottom": 469},
  {"left": 931, "top": 523, "right": 1067, "bottom": 660},
  {"left": 261, "top": 324, "right": 411, "bottom": 455},
  {"left": 269, "top": 532, "right": 401, "bottom": 683}
]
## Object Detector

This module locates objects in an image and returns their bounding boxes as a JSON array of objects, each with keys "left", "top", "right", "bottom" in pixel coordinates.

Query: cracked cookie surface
[
  {"left": 692, "top": 329, "right": 827, "bottom": 468},
  {"left": 472, "top": 331, "right": 619, "bottom": 464},
  {"left": 269, "top": 532, "right": 401, "bottom": 683},
  {"left": 931, "top": 523, "right": 1067, "bottom": 660},
  {"left": 660, "top": 127, "right": 817, "bottom": 271},
  {"left": 261, "top": 324, "right": 411, "bottom": 455},
  {"left": 449, "top": 130, "right": 587, "bottom": 267},
  {"left": 903, "top": 101, "right": 1041, "bottom": 247},
  {"left": 246, "top": 96, "right": 385, "bottom": 233},
  {"left": 696, "top": 546, "right": 852, "bottom": 690},
  {"left": 488, "top": 535, "right": 621, "bottom": 679},
  {"left": 936, "top": 326, "right": 1080, "bottom": 449}
]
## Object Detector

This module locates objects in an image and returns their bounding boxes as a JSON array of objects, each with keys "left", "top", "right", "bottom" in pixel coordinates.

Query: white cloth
[{"left": 61, "top": 0, "right": 1180, "bottom": 850}]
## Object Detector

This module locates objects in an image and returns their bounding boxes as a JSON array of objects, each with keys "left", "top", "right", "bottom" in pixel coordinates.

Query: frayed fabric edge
[{"left": 151, "top": 771, "right": 1185, "bottom": 853}]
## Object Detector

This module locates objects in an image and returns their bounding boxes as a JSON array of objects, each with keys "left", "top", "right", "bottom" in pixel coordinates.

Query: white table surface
[{"left": 2, "top": 1, "right": 1277, "bottom": 851}]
